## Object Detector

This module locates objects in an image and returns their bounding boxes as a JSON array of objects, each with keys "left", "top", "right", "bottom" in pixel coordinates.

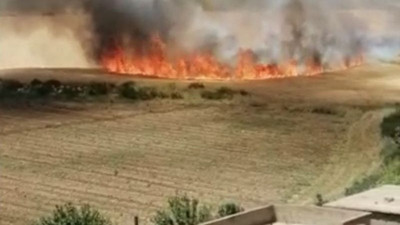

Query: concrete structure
[
  {"left": 326, "top": 185, "right": 400, "bottom": 225},
  {"left": 201, "top": 205, "right": 371, "bottom": 225}
]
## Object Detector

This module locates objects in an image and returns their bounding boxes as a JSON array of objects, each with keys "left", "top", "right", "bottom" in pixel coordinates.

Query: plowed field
[{"left": 1, "top": 63, "right": 400, "bottom": 225}]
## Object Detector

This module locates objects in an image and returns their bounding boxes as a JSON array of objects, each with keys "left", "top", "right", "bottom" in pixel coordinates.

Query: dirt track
[{"left": 1, "top": 63, "right": 400, "bottom": 225}]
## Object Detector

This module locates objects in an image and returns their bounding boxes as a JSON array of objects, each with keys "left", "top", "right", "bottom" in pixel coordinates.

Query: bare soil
[{"left": 1, "top": 63, "right": 400, "bottom": 225}]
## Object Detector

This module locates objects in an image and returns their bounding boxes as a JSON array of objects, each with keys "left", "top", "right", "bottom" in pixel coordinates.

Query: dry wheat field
[{"left": 1, "top": 63, "right": 400, "bottom": 225}]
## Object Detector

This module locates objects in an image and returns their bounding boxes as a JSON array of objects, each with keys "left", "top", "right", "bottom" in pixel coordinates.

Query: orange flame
[{"left": 101, "top": 34, "right": 363, "bottom": 80}]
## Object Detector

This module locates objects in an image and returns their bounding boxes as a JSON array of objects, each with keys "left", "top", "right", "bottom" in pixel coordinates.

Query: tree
[
  {"left": 152, "top": 195, "right": 211, "bottom": 225},
  {"left": 217, "top": 202, "right": 244, "bottom": 217},
  {"left": 33, "top": 202, "right": 112, "bottom": 225}
]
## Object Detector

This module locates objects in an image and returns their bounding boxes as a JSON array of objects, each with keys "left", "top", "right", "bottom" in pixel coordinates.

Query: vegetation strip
[
  {"left": 345, "top": 109, "right": 400, "bottom": 195},
  {"left": 33, "top": 195, "right": 243, "bottom": 225},
  {"left": 0, "top": 79, "right": 250, "bottom": 102}
]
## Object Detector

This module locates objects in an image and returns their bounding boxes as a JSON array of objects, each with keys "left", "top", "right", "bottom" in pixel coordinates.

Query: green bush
[
  {"left": 217, "top": 202, "right": 243, "bottom": 217},
  {"left": 118, "top": 81, "right": 138, "bottom": 99},
  {"left": 200, "top": 91, "right": 219, "bottom": 100},
  {"left": 33, "top": 202, "right": 111, "bottom": 225},
  {"left": 201, "top": 89, "right": 233, "bottom": 100},
  {"left": 216, "top": 87, "right": 236, "bottom": 98},
  {"left": 379, "top": 160, "right": 400, "bottom": 185},
  {"left": 344, "top": 110, "right": 400, "bottom": 195},
  {"left": 152, "top": 195, "right": 211, "bottom": 225},
  {"left": 30, "top": 79, "right": 43, "bottom": 87},
  {"left": 310, "top": 107, "right": 338, "bottom": 116},
  {"left": 44, "top": 80, "right": 62, "bottom": 89},
  {"left": 137, "top": 87, "right": 160, "bottom": 100},
  {"left": 238, "top": 90, "right": 249, "bottom": 96},
  {"left": 314, "top": 194, "right": 327, "bottom": 206},
  {"left": 0, "top": 79, "right": 24, "bottom": 95},
  {"left": 380, "top": 141, "right": 400, "bottom": 165},
  {"left": 188, "top": 83, "right": 205, "bottom": 89},
  {"left": 345, "top": 169, "right": 383, "bottom": 196},
  {"left": 170, "top": 92, "right": 183, "bottom": 100},
  {"left": 59, "top": 85, "right": 85, "bottom": 99},
  {"left": 200, "top": 87, "right": 240, "bottom": 100},
  {"left": 87, "top": 82, "right": 113, "bottom": 96},
  {"left": 381, "top": 110, "right": 400, "bottom": 137},
  {"left": 28, "top": 79, "right": 54, "bottom": 97},
  {"left": 118, "top": 82, "right": 181, "bottom": 101}
]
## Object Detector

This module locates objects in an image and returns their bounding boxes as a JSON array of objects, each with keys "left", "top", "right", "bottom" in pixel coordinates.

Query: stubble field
[{"left": 1, "top": 63, "right": 400, "bottom": 225}]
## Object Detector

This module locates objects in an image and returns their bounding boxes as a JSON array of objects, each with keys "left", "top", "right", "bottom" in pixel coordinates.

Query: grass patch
[
  {"left": 0, "top": 79, "right": 24, "bottom": 97},
  {"left": 118, "top": 82, "right": 179, "bottom": 101},
  {"left": 217, "top": 202, "right": 244, "bottom": 217},
  {"left": 152, "top": 194, "right": 245, "bottom": 225},
  {"left": 152, "top": 195, "right": 211, "bottom": 225},
  {"left": 0, "top": 79, "right": 251, "bottom": 103},
  {"left": 345, "top": 109, "right": 400, "bottom": 195},
  {"left": 188, "top": 82, "right": 205, "bottom": 89},
  {"left": 33, "top": 202, "right": 111, "bottom": 225},
  {"left": 311, "top": 106, "right": 339, "bottom": 116},
  {"left": 0, "top": 79, "right": 186, "bottom": 102},
  {"left": 201, "top": 87, "right": 249, "bottom": 100},
  {"left": 87, "top": 82, "right": 114, "bottom": 96}
]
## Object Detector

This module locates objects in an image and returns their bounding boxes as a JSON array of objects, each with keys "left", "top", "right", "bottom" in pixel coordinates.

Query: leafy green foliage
[
  {"left": 188, "top": 83, "right": 205, "bottom": 89},
  {"left": 201, "top": 87, "right": 234, "bottom": 100},
  {"left": 27, "top": 79, "right": 54, "bottom": 97},
  {"left": 170, "top": 92, "right": 183, "bottom": 99},
  {"left": 0, "top": 79, "right": 258, "bottom": 102},
  {"left": 310, "top": 107, "right": 339, "bottom": 116},
  {"left": 217, "top": 202, "right": 243, "bottom": 217},
  {"left": 33, "top": 202, "right": 111, "bottom": 225},
  {"left": 137, "top": 87, "right": 161, "bottom": 100},
  {"left": 118, "top": 82, "right": 178, "bottom": 100},
  {"left": 44, "top": 80, "right": 62, "bottom": 89},
  {"left": 238, "top": 90, "right": 249, "bottom": 96},
  {"left": 87, "top": 82, "right": 113, "bottom": 96},
  {"left": 379, "top": 160, "right": 400, "bottom": 185},
  {"left": 118, "top": 81, "right": 138, "bottom": 99},
  {"left": 201, "top": 87, "right": 250, "bottom": 100},
  {"left": 59, "top": 85, "right": 85, "bottom": 99},
  {"left": 314, "top": 194, "right": 327, "bottom": 206},
  {"left": 345, "top": 110, "right": 400, "bottom": 195},
  {"left": 152, "top": 195, "right": 211, "bottom": 225},
  {"left": 381, "top": 110, "right": 400, "bottom": 137},
  {"left": 0, "top": 79, "right": 23, "bottom": 97}
]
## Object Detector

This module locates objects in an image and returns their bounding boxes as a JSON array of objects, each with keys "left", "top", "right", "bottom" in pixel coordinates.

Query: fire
[{"left": 101, "top": 34, "right": 363, "bottom": 80}]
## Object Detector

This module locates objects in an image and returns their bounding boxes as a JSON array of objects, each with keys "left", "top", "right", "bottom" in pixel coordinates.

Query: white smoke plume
[{"left": 0, "top": 0, "right": 93, "bottom": 69}]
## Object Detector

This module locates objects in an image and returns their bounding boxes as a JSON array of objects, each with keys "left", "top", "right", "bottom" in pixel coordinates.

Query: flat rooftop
[
  {"left": 201, "top": 205, "right": 370, "bottom": 225},
  {"left": 326, "top": 185, "right": 400, "bottom": 215}
]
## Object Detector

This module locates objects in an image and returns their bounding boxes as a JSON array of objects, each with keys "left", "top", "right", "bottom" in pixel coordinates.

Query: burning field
[
  {"left": 2, "top": 0, "right": 397, "bottom": 79},
  {"left": 2, "top": 64, "right": 400, "bottom": 225},
  {"left": 96, "top": 0, "right": 367, "bottom": 80},
  {"left": 1, "top": 0, "right": 400, "bottom": 225}
]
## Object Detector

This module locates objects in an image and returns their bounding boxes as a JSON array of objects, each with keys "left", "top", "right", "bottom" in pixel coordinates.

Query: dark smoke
[
  {"left": 85, "top": 0, "right": 398, "bottom": 68},
  {"left": 85, "top": 0, "right": 200, "bottom": 59},
  {"left": 1, "top": 0, "right": 399, "bottom": 68}
]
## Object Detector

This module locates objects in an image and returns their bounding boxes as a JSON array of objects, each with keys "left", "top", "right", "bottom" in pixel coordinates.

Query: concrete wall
[
  {"left": 201, "top": 205, "right": 371, "bottom": 225},
  {"left": 368, "top": 213, "right": 400, "bottom": 225},
  {"left": 274, "top": 205, "right": 371, "bottom": 225},
  {"left": 201, "top": 205, "right": 275, "bottom": 225}
]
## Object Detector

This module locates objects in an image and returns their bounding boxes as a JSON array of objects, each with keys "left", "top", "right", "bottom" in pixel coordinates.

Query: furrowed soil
[{"left": 1, "top": 63, "right": 400, "bottom": 225}]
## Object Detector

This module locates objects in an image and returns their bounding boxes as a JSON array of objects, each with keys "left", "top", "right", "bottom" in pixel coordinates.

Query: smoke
[
  {"left": 0, "top": 0, "right": 93, "bottom": 69},
  {"left": 0, "top": 0, "right": 399, "bottom": 70},
  {"left": 87, "top": 0, "right": 399, "bottom": 68}
]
